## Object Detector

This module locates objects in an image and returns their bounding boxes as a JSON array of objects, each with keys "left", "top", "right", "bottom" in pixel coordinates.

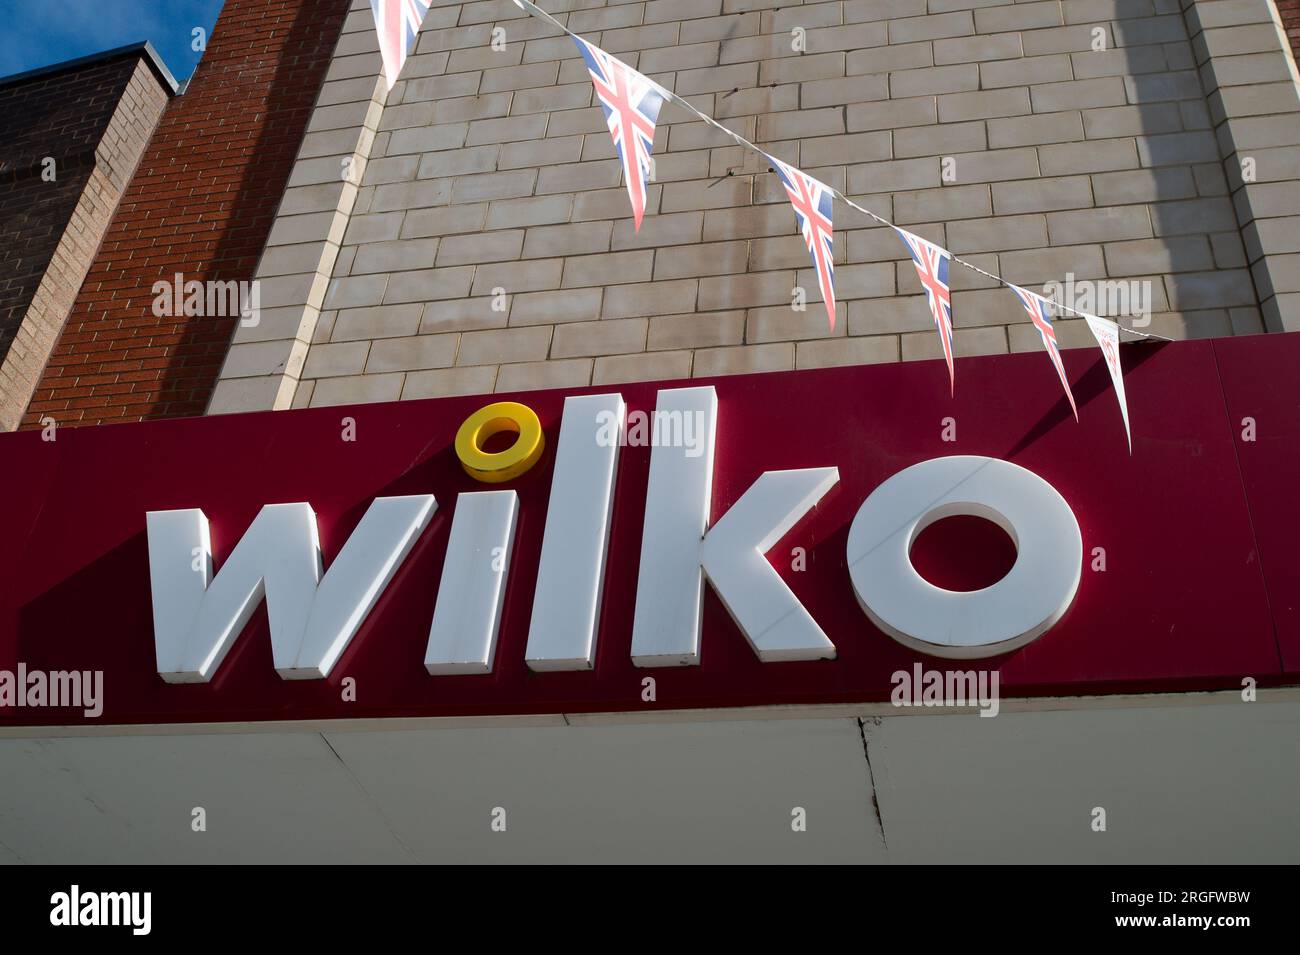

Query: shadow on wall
[
  {"left": 150, "top": 0, "right": 354, "bottom": 419},
  {"left": 1111, "top": 0, "right": 1261, "bottom": 339},
  {"left": 999, "top": 0, "right": 1258, "bottom": 453}
]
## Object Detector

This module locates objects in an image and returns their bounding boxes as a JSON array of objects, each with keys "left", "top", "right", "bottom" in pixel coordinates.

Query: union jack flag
[
  {"left": 1011, "top": 285, "right": 1078, "bottom": 420},
  {"left": 766, "top": 153, "right": 836, "bottom": 330},
  {"left": 571, "top": 36, "right": 665, "bottom": 231},
  {"left": 1083, "top": 313, "right": 1131, "bottom": 451},
  {"left": 370, "top": 0, "right": 431, "bottom": 92},
  {"left": 895, "top": 227, "right": 956, "bottom": 394}
]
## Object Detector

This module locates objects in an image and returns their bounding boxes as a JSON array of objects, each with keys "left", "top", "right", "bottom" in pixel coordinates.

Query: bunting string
[
  {"left": 366, "top": 0, "right": 1152, "bottom": 448},
  {"left": 510, "top": 0, "right": 1172, "bottom": 346}
]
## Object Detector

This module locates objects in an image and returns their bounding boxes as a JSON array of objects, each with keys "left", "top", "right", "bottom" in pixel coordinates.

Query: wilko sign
[
  {"left": 145, "top": 387, "right": 1082, "bottom": 684},
  {"left": 1, "top": 334, "right": 1298, "bottom": 726}
]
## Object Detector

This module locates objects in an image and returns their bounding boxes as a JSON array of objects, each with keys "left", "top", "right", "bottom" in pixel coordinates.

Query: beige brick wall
[{"left": 211, "top": 0, "right": 1300, "bottom": 411}]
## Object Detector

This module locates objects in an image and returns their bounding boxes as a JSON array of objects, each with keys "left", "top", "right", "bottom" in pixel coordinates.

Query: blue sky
[{"left": 0, "top": 0, "right": 226, "bottom": 83}]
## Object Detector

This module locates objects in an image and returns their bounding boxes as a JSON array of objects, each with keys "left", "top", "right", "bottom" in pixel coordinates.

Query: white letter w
[{"left": 146, "top": 497, "right": 435, "bottom": 683}]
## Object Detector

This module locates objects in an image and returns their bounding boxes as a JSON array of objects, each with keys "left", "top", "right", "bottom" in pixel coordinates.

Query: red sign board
[{"left": 1, "top": 333, "right": 1296, "bottom": 726}]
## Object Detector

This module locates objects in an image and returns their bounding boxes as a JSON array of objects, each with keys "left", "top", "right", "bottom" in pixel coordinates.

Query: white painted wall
[{"left": 1, "top": 697, "right": 1296, "bottom": 863}]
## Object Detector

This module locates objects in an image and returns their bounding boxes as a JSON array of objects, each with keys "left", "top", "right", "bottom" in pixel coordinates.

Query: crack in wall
[
  {"left": 857, "top": 716, "right": 888, "bottom": 853},
  {"left": 319, "top": 732, "right": 419, "bottom": 863}
]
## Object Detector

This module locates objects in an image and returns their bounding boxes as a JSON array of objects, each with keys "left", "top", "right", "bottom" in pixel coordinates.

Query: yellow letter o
[{"left": 454, "top": 401, "right": 545, "bottom": 483}]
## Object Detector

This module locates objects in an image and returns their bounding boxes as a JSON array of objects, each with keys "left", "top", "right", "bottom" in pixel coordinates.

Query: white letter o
[{"left": 847, "top": 455, "right": 1081, "bottom": 658}]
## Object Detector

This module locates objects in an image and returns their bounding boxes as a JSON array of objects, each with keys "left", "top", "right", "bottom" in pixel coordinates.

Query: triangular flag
[
  {"left": 571, "top": 36, "right": 665, "bottom": 231},
  {"left": 894, "top": 227, "right": 955, "bottom": 394},
  {"left": 1009, "top": 285, "right": 1078, "bottom": 421},
  {"left": 765, "top": 153, "right": 837, "bottom": 330},
  {"left": 370, "top": 0, "right": 432, "bottom": 92},
  {"left": 1083, "top": 314, "right": 1132, "bottom": 452}
]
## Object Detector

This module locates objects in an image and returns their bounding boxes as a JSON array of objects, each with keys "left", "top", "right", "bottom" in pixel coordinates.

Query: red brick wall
[
  {"left": 21, "top": 0, "right": 352, "bottom": 428},
  {"left": 0, "top": 56, "right": 170, "bottom": 431},
  {"left": 0, "top": 56, "right": 149, "bottom": 423},
  {"left": 1279, "top": 0, "right": 1300, "bottom": 59}
]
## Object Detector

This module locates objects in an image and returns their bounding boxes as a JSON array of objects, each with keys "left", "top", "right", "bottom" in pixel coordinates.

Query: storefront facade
[{"left": 2, "top": 0, "right": 1299, "bottom": 862}]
